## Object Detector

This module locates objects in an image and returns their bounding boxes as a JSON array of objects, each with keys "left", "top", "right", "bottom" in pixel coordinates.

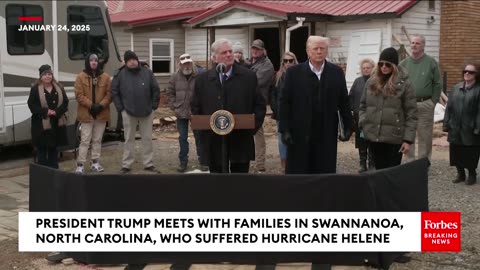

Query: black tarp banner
[{"left": 29, "top": 158, "right": 429, "bottom": 269}]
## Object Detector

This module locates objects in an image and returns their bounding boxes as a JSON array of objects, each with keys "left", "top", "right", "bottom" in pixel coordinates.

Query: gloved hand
[
  {"left": 352, "top": 119, "right": 357, "bottom": 132},
  {"left": 90, "top": 104, "right": 103, "bottom": 117},
  {"left": 474, "top": 128, "right": 479, "bottom": 135},
  {"left": 281, "top": 131, "right": 293, "bottom": 145},
  {"left": 339, "top": 129, "right": 352, "bottom": 142}
]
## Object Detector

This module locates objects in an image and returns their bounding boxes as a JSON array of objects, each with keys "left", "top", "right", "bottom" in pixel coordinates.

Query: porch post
[
  {"left": 279, "top": 21, "right": 287, "bottom": 57},
  {"left": 208, "top": 27, "right": 216, "bottom": 68}
]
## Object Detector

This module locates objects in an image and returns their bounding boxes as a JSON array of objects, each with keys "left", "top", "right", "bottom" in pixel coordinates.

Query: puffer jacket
[
  {"left": 75, "top": 55, "right": 111, "bottom": 122},
  {"left": 166, "top": 71, "right": 200, "bottom": 119},
  {"left": 443, "top": 82, "right": 480, "bottom": 146},
  {"left": 359, "top": 66, "right": 418, "bottom": 144}
]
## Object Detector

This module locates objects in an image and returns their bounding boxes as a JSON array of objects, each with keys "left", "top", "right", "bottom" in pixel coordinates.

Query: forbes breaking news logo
[{"left": 421, "top": 212, "right": 461, "bottom": 252}]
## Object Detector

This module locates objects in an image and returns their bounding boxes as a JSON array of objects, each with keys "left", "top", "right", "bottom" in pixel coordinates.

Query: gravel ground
[{"left": 1, "top": 115, "right": 479, "bottom": 270}]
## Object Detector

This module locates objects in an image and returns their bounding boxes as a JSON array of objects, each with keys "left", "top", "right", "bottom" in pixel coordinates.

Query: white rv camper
[{"left": 0, "top": 0, "right": 122, "bottom": 149}]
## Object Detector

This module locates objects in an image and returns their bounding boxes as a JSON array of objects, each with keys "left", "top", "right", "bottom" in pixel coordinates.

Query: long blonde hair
[
  {"left": 275, "top": 51, "right": 298, "bottom": 87},
  {"left": 369, "top": 62, "right": 400, "bottom": 96}
]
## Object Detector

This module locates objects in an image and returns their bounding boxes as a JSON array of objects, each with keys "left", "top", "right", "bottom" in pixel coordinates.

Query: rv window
[
  {"left": 150, "top": 39, "right": 174, "bottom": 74},
  {"left": 67, "top": 6, "right": 108, "bottom": 60},
  {"left": 6, "top": 4, "right": 44, "bottom": 55}
]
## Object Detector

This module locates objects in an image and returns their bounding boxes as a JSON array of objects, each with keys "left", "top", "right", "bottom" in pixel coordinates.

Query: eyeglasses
[
  {"left": 179, "top": 55, "right": 191, "bottom": 61},
  {"left": 283, "top": 59, "right": 294, "bottom": 64},
  {"left": 463, "top": 70, "right": 477, "bottom": 75},
  {"left": 378, "top": 61, "right": 392, "bottom": 68}
]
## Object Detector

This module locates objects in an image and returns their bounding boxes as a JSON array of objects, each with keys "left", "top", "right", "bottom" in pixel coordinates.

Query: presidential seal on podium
[{"left": 210, "top": 110, "right": 235, "bottom": 135}]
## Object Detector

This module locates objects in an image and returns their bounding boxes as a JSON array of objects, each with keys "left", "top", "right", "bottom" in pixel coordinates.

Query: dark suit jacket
[{"left": 191, "top": 63, "right": 266, "bottom": 164}]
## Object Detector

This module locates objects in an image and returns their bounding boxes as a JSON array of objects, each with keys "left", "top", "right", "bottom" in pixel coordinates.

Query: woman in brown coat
[{"left": 74, "top": 53, "right": 112, "bottom": 173}]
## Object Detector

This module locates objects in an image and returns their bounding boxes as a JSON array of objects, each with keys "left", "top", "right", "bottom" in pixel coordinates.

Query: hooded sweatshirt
[{"left": 74, "top": 53, "right": 112, "bottom": 122}]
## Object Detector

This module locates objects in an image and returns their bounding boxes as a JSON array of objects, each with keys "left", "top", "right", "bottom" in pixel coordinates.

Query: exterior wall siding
[
  {"left": 315, "top": 20, "right": 391, "bottom": 66},
  {"left": 133, "top": 23, "right": 185, "bottom": 90},
  {"left": 216, "top": 28, "right": 249, "bottom": 55},
  {"left": 110, "top": 1, "right": 442, "bottom": 89},
  {"left": 185, "top": 27, "right": 249, "bottom": 69},
  {"left": 313, "top": 1, "right": 441, "bottom": 65},
  {"left": 391, "top": 0, "right": 441, "bottom": 61},
  {"left": 112, "top": 23, "right": 132, "bottom": 56},
  {"left": 113, "top": 22, "right": 186, "bottom": 90},
  {"left": 185, "top": 28, "right": 209, "bottom": 68},
  {"left": 309, "top": 0, "right": 440, "bottom": 89}
]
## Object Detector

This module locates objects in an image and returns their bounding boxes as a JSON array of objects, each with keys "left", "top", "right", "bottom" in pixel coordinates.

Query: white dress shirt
[
  {"left": 219, "top": 66, "right": 233, "bottom": 82},
  {"left": 309, "top": 60, "right": 325, "bottom": 80}
]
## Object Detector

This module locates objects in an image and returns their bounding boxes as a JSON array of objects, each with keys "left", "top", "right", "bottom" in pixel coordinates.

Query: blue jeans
[
  {"left": 36, "top": 145, "right": 59, "bottom": 169},
  {"left": 177, "top": 119, "right": 206, "bottom": 166},
  {"left": 277, "top": 121, "right": 287, "bottom": 160}
]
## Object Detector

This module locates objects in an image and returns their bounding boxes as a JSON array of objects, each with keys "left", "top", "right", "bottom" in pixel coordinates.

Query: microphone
[
  {"left": 216, "top": 63, "right": 226, "bottom": 74},
  {"left": 216, "top": 63, "right": 227, "bottom": 85}
]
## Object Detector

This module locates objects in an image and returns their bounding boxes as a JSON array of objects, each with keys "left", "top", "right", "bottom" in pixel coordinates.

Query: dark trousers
[
  {"left": 369, "top": 142, "right": 402, "bottom": 169},
  {"left": 354, "top": 114, "right": 374, "bottom": 168},
  {"left": 285, "top": 140, "right": 336, "bottom": 174},
  {"left": 209, "top": 162, "right": 250, "bottom": 173},
  {"left": 358, "top": 137, "right": 374, "bottom": 167},
  {"left": 177, "top": 119, "right": 206, "bottom": 166},
  {"left": 36, "top": 145, "right": 59, "bottom": 169}
]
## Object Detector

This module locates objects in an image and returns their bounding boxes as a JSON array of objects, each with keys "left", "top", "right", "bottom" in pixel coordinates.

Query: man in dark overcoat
[
  {"left": 279, "top": 35, "right": 352, "bottom": 174},
  {"left": 191, "top": 38, "right": 266, "bottom": 173}
]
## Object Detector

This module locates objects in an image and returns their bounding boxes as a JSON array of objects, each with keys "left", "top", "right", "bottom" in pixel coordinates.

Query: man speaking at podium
[{"left": 191, "top": 38, "right": 266, "bottom": 173}]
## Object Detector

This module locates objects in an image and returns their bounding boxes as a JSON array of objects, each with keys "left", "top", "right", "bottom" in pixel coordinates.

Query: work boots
[
  {"left": 453, "top": 166, "right": 466, "bottom": 183},
  {"left": 177, "top": 162, "right": 188, "bottom": 173},
  {"left": 466, "top": 168, "right": 477, "bottom": 185},
  {"left": 359, "top": 160, "right": 367, "bottom": 173},
  {"left": 368, "top": 152, "right": 375, "bottom": 171}
]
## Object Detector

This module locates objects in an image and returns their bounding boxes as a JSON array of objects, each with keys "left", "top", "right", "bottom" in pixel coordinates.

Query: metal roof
[
  {"left": 110, "top": 7, "right": 206, "bottom": 25},
  {"left": 107, "top": 0, "right": 223, "bottom": 24},
  {"left": 291, "top": 0, "right": 406, "bottom": 16},
  {"left": 107, "top": 0, "right": 418, "bottom": 25}
]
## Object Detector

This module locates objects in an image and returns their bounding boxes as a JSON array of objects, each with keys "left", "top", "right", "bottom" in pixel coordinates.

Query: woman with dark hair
[
  {"left": 359, "top": 47, "right": 418, "bottom": 170},
  {"left": 27, "top": 64, "right": 69, "bottom": 169},
  {"left": 271, "top": 51, "right": 298, "bottom": 172},
  {"left": 443, "top": 62, "right": 480, "bottom": 185}
]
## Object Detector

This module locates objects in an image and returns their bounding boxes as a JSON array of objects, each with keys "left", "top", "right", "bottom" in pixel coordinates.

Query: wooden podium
[{"left": 191, "top": 112, "right": 255, "bottom": 173}]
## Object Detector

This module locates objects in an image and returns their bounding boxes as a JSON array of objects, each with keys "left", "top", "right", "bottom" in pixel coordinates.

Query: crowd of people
[
  {"left": 28, "top": 34, "right": 478, "bottom": 188},
  {"left": 28, "top": 34, "right": 480, "bottom": 268}
]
